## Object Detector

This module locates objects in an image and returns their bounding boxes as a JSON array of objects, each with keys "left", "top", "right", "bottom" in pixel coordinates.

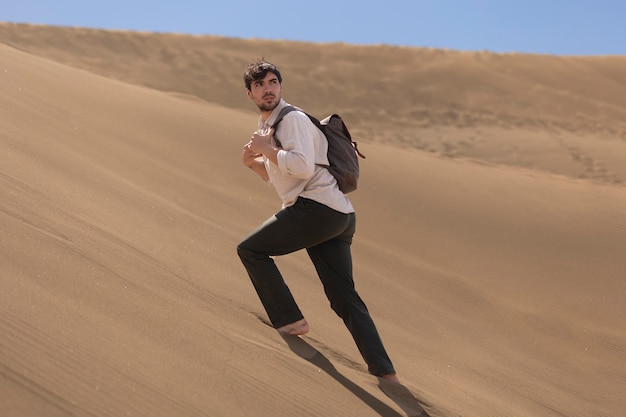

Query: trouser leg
[
  {"left": 306, "top": 217, "right": 396, "bottom": 377},
  {"left": 237, "top": 197, "right": 352, "bottom": 328},
  {"left": 237, "top": 215, "right": 303, "bottom": 328}
]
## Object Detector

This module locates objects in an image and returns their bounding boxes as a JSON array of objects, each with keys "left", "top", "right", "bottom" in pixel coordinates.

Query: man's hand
[
  {"left": 242, "top": 142, "right": 262, "bottom": 167},
  {"left": 248, "top": 128, "right": 275, "bottom": 155},
  {"left": 247, "top": 128, "right": 279, "bottom": 166}
]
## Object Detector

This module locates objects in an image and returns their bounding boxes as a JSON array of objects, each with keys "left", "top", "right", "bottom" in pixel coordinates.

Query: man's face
[{"left": 247, "top": 72, "right": 282, "bottom": 112}]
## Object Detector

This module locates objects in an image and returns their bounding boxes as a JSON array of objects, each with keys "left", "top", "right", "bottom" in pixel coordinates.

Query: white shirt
[{"left": 258, "top": 99, "right": 354, "bottom": 214}]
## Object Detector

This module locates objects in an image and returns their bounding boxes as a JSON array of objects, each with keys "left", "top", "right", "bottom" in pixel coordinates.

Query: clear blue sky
[{"left": 2, "top": 0, "right": 625, "bottom": 55}]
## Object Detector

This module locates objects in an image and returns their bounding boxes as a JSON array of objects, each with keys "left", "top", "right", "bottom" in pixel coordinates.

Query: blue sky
[{"left": 2, "top": 0, "right": 625, "bottom": 55}]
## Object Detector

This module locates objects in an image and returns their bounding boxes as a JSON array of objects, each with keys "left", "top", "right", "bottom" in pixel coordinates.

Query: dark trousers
[{"left": 237, "top": 197, "right": 395, "bottom": 376}]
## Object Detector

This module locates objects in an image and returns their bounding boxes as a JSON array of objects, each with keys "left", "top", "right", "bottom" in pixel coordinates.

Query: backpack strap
[
  {"left": 272, "top": 105, "right": 325, "bottom": 136},
  {"left": 272, "top": 106, "right": 366, "bottom": 159},
  {"left": 273, "top": 105, "right": 327, "bottom": 131},
  {"left": 271, "top": 105, "right": 307, "bottom": 148},
  {"left": 272, "top": 105, "right": 299, "bottom": 129}
]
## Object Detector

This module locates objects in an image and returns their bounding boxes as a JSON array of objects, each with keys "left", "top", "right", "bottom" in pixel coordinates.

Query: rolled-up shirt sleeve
[{"left": 275, "top": 113, "right": 316, "bottom": 178}]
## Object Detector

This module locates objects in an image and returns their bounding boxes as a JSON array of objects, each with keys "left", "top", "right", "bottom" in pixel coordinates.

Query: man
[{"left": 237, "top": 60, "right": 399, "bottom": 383}]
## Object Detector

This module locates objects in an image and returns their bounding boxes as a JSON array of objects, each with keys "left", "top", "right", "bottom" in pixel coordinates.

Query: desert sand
[{"left": 1, "top": 23, "right": 625, "bottom": 417}]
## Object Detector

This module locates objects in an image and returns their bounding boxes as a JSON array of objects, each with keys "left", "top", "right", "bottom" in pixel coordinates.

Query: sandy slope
[{"left": 1, "top": 29, "right": 626, "bottom": 417}]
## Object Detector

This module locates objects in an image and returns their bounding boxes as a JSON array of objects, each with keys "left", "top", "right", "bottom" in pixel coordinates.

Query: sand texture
[{"left": 1, "top": 23, "right": 626, "bottom": 417}]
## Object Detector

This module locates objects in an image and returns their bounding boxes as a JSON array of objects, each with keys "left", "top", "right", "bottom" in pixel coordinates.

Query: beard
[{"left": 257, "top": 94, "right": 280, "bottom": 111}]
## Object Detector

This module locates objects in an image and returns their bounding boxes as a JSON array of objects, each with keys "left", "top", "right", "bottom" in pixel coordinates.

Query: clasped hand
[
  {"left": 242, "top": 128, "right": 274, "bottom": 166},
  {"left": 247, "top": 128, "right": 275, "bottom": 154}
]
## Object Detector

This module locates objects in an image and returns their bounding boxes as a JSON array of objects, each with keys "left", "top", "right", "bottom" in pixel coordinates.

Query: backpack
[{"left": 272, "top": 106, "right": 365, "bottom": 193}]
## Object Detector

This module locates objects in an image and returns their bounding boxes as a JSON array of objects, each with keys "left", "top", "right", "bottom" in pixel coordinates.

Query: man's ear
[{"left": 246, "top": 89, "right": 253, "bottom": 100}]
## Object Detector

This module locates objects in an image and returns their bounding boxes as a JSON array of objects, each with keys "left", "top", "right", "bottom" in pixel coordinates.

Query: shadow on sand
[{"left": 280, "top": 334, "right": 430, "bottom": 417}]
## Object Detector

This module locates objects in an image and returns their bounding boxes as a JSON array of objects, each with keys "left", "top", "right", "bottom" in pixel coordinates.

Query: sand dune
[
  {"left": 2, "top": 22, "right": 626, "bottom": 185},
  {"left": 1, "top": 24, "right": 626, "bottom": 417}
]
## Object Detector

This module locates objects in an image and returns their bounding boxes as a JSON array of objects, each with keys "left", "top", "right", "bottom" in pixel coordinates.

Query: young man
[{"left": 237, "top": 60, "right": 399, "bottom": 383}]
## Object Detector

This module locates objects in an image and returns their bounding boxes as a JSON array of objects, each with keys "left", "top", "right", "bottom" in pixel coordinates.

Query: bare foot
[
  {"left": 380, "top": 373, "right": 401, "bottom": 384},
  {"left": 277, "top": 319, "right": 309, "bottom": 336}
]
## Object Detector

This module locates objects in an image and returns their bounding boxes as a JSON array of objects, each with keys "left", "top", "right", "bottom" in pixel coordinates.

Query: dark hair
[{"left": 243, "top": 59, "right": 282, "bottom": 90}]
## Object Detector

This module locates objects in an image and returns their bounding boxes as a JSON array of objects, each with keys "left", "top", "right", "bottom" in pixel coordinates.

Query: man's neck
[{"left": 260, "top": 109, "right": 273, "bottom": 122}]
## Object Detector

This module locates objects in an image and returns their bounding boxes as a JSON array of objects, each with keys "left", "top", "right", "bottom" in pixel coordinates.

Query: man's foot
[
  {"left": 380, "top": 373, "right": 400, "bottom": 384},
  {"left": 277, "top": 319, "right": 309, "bottom": 336}
]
